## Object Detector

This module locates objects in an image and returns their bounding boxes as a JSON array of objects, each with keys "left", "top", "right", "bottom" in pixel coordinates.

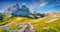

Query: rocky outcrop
[{"left": 24, "top": 23, "right": 35, "bottom": 32}]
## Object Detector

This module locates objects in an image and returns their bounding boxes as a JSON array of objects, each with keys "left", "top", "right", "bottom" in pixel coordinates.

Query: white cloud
[
  {"left": 48, "top": 1, "right": 60, "bottom": 8},
  {"left": 54, "top": 2, "right": 60, "bottom": 6},
  {"left": 22, "top": 3, "right": 26, "bottom": 5},
  {"left": 40, "top": 3, "right": 48, "bottom": 7}
]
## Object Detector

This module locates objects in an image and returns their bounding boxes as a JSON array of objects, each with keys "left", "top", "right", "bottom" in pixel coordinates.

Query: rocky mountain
[
  {"left": 3, "top": 3, "right": 47, "bottom": 18},
  {"left": 29, "top": 11, "right": 45, "bottom": 19},
  {"left": 3, "top": 3, "right": 30, "bottom": 17},
  {"left": 12, "top": 4, "right": 30, "bottom": 17},
  {"left": 44, "top": 11, "right": 60, "bottom": 16},
  {"left": 4, "top": 3, "right": 20, "bottom": 14}
]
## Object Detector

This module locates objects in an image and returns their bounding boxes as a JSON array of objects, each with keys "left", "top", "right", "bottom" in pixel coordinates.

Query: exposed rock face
[
  {"left": 18, "top": 23, "right": 35, "bottom": 32},
  {"left": 24, "top": 23, "right": 35, "bottom": 32},
  {"left": 4, "top": 3, "right": 30, "bottom": 17},
  {"left": 4, "top": 3, "right": 20, "bottom": 14},
  {"left": 12, "top": 4, "right": 30, "bottom": 17},
  {"left": 3, "top": 3, "right": 45, "bottom": 18},
  {"left": 18, "top": 24, "right": 26, "bottom": 32}
]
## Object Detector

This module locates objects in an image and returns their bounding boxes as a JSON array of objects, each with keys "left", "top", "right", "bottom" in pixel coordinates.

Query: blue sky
[{"left": 0, "top": 0, "right": 60, "bottom": 13}]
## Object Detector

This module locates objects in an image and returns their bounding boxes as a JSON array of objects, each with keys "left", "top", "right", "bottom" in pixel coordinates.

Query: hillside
[{"left": 0, "top": 13, "right": 60, "bottom": 32}]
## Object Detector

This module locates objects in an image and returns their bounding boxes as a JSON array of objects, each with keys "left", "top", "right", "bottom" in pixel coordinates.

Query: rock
[{"left": 24, "top": 23, "right": 35, "bottom": 32}]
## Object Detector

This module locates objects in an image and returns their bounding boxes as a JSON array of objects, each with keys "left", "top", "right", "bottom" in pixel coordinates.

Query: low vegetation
[{"left": 0, "top": 14, "right": 60, "bottom": 32}]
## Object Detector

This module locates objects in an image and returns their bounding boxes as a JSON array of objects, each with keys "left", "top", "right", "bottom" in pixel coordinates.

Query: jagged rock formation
[
  {"left": 4, "top": 3, "right": 20, "bottom": 14},
  {"left": 3, "top": 3, "right": 45, "bottom": 18},
  {"left": 12, "top": 4, "right": 30, "bottom": 17},
  {"left": 4, "top": 3, "right": 30, "bottom": 17}
]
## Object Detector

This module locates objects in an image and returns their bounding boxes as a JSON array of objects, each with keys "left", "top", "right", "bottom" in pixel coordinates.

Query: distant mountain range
[
  {"left": 2, "top": 3, "right": 45, "bottom": 18},
  {"left": 1, "top": 3, "right": 60, "bottom": 19}
]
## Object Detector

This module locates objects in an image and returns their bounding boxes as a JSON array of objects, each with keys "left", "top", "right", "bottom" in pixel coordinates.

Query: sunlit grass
[{"left": 0, "top": 14, "right": 60, "bottom": 32}]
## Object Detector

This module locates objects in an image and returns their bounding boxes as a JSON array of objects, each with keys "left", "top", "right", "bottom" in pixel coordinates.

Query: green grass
[{"left": 0, "top": 14, "right": 60, "bottom": 32}]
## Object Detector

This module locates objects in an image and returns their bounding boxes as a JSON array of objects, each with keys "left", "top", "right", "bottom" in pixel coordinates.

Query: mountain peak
[
  {"left": 4, "top": 3, "right": 20, "bottom": 14},
  {"left": 12, "top": 3, "right": 20, "bottom": 10}
]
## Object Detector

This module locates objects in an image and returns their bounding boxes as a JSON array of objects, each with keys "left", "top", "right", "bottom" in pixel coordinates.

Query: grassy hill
[{"left": 0, "top": 14, "right": 60, "bottom": 32}]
